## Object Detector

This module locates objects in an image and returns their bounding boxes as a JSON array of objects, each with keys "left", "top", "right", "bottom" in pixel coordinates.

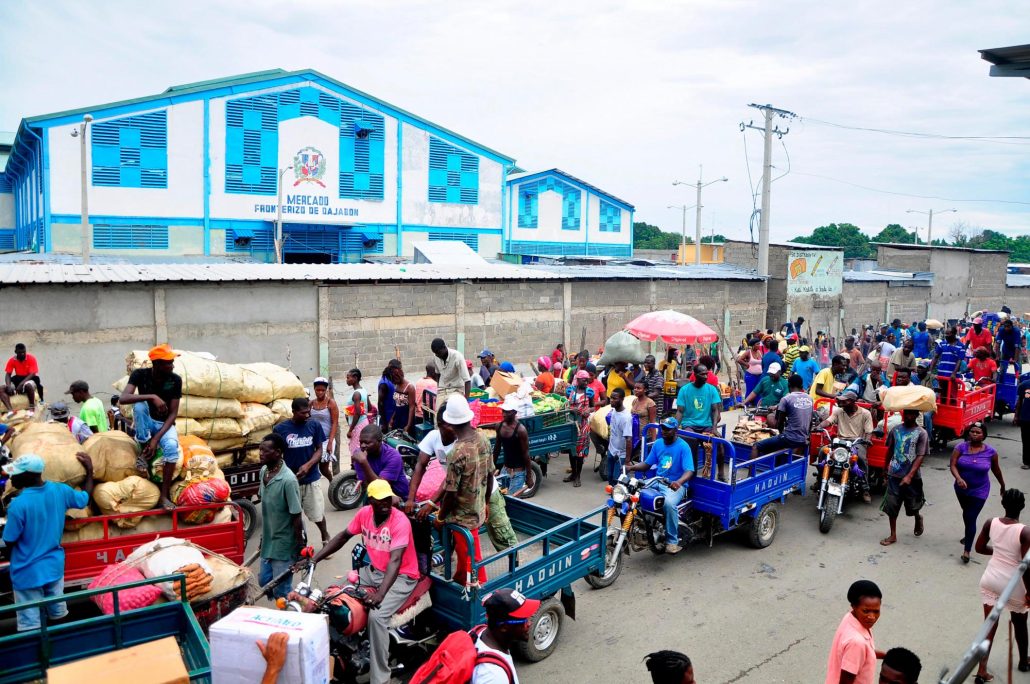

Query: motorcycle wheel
[
  {"left": 328, "top": 470, "right": 363, "bottom": 510},
  {"left": 233, "top": 498, "right": 258, "bottom": 542},
  {"left": 748, "top": 503, "right": 779, "bottom": 548},
  {"left": 585, "top": 528, "right": 624, "bottom": 589},
  {"left": 645, "top": 515, "right": 667, "bottom": 555},
  {"left": 520, "top": 461, "right": 544, "bottom": 499},
  {"left": 513, "top": 597, "right": 565, "bottom": 662},
  {"left": 819, "top": 494, "right": 839, "bottom": 534}
]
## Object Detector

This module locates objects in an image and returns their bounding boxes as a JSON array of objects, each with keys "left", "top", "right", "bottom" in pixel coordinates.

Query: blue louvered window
[
  {"left": 226, "top": 94, "right": 279, "bottom": 194},
  {"left": 93, "top": 224, "right": 169, "bottom": 249},
  {"left": 428, "top": 137, "right": 478, "bottom": 204},
  {"left": 518, "top": 188, "right": 538, "bottom": 228},
  {"left": 517, "top": 177, "right": 581, "bottom": 230},
  {"left": 599, "top": 200, "right": 621, "bottom": 232},
  {"left": 226, "top": 87, "right": 385, "bottom": 200},
  {"left": 92, "top": 111, "right": 168, "bottom": 188},
  {"left": 428, "top": 231, "right": 479, "bottom": 250},
  {"left": 0, "top": 173, "right": 12, "bottom": 193},
  {"left": 339, "top": 103, "right": 384, "bottom": 200}
]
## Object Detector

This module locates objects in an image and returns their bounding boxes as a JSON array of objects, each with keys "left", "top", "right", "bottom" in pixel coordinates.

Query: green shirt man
[
  {"left": 259, "top": 461, "right": 303, "bottom": 562},
  {"left": 67, "top": 380, "right": 108, "bottom": 433}
]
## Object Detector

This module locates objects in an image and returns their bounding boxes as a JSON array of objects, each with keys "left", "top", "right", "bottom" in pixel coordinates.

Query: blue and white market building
[{"left": 0, "top": 69, "right": 633, "bottom": 262}]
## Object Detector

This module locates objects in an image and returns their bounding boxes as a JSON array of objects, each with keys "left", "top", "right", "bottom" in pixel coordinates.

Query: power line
[
  {"left": 801, "top": 116, "right": 1030, "bottom": 147},
  {"left": 786, "top": 170, "right": 1030, "bottom": 206}
]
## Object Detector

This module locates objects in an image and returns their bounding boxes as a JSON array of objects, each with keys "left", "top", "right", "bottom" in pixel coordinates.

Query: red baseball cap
[{"left": 483, "top": 589, "right": 540, "bottom": 620}]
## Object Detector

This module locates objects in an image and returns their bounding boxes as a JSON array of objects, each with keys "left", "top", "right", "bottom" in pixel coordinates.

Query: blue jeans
[
  {"left": 500, "top": 467, "right": 527, "bottom": 494},
  {"left": 654, "top": 482, "right": 687, "bottom": 546},
  {"left": 13, "top": 577, "right": 67, "bottom": 631},
  {"left": 133, "top": 402, "right": 181, "bottom": 462},
  {"left": 605, "top": 451, "right": 625, "bottom": 486},
  {"left": 923, "top": 411, "right": 933, "bottom": 437},
  {"left": 259, "top": 558, "right": 294, "bottom": 600}
]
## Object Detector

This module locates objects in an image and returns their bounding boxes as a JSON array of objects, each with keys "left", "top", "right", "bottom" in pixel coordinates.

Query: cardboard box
[
  {"left": 210, "top": 606, "right": 330, "bottom": 684},
  {"left": 47, "top": 636, "right": 189, "bottom": 684},
  {"left": 489, "top": 370, "right": 522, "bottom": 398}
]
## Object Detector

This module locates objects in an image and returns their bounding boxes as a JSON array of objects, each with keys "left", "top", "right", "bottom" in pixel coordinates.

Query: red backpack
[{"left": 409, "top": 625, "right": 514, "bottom": 684}]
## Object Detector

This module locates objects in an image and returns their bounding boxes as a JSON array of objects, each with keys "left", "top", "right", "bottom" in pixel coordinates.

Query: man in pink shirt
[
  {"left": 414, "top": 363, "right": 439, "bottom": 423},
  {"left": 310, "top": 479, "right": 418, "bottom": 684},
  {"left": 825, "top": 580, "right": 885, "bottom": 684}
]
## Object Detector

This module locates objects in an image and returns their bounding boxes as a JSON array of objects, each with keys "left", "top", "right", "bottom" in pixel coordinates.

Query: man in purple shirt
[{"left": 354, "top": 424, "right": 410, "bottom": 500}]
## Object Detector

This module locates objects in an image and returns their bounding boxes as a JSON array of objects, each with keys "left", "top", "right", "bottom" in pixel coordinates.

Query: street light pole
[
  {"left": 75, "top": 114, "right": 93, "bottom": 264},
  {"left": 906, "top": 208, "right": 957, "bottom": 245},
  {"left": 275, "top": 166, "right": 293, "bottom": 264},
  {"left": 667, "top": 204, "right": 694, "bottom": 264},
  {"left": 675, "top": 171, "right": 727, "bottom": 265}
]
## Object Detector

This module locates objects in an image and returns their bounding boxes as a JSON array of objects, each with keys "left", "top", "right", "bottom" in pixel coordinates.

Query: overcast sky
[{"left": 2, "top": 1, "right": 1028, "bottom": 241}]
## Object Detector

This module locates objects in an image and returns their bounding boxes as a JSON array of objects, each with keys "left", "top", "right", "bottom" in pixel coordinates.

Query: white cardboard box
[{"left": 210, "top": 606, "right": 330, "bottom": 684}]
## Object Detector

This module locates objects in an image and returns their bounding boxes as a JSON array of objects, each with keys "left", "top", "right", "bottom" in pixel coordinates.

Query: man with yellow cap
[
  {"left": 309, "top": 479, "right": 418, "bottom": 684},
  {"left": 119, "top": 344, "right": 182, "bottom": 510}
]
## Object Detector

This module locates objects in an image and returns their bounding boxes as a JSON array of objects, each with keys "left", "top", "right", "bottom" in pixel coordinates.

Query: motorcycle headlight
[
  {"left": 612, "top": 483, "right": 629, "bottom": 504},
  {"left": 832, "top": 448, "right": 850, "bottom": 464}
]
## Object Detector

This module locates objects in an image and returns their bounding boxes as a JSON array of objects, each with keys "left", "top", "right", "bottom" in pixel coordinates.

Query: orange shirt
[
  {"left": 824, "top": 612, "right": 877, "bottom": 684},
  {"left": 534, "top": 371, "right": 555, "bottom": 393}
]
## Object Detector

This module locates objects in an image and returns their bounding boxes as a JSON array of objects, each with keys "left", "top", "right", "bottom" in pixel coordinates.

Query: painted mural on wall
[{"left": 787, "top": 249, "right": 843, "bottom": 296}]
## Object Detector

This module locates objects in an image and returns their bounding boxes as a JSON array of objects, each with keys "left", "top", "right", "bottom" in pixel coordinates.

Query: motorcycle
[
  {"left": 328, "top": 429, "right": 419, "bottom": 511},
  {"left": 272, "top": 544, "right": 437, "bottom": 684},
  {"left": 586, "top": 472, "right": 639, "bottom": 588},
  {"left": 814, "top": 431, "right": 870, "bottom": 534}
]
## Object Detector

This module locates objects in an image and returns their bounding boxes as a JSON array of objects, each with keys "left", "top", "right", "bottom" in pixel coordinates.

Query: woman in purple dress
[{"left": 951, "top": 421, "right": 1007, "bottom": 563}]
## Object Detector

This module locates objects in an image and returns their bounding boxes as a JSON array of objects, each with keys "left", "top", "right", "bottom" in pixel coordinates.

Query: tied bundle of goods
[
  {"left": 125, "top": 537, "right": 215, "bottom": 600},
  {"left": 598, "top": 330, "right": 648, "bottom": 366},
  {"left": 93, "top": 476, "right": 161, "bottom": 528},
  {"left": 10, "top": 423, "right": 86, "bottom": 486},
  {"left": 238, "top": 362, "right": 307, "bottom": 402},
  {"left": 732, "top": 420, "right": 778, "bottom": 445},
  {"left": 82, "top": 431, "right": 140, "bottom": 482},
  {"left": 173, "top": 452, "right": 231, "bottom": 524},
  {"left": 880, "top": 385, "right": 937, "bottom": 413}
]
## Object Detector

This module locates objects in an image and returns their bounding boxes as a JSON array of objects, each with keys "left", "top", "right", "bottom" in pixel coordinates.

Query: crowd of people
[{"left": 3, "top": 309, "right": 1030, "bottom": 682}]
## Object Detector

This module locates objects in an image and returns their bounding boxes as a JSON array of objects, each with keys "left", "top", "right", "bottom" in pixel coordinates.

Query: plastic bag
[
  {"left": 88, "top": 564, "right": 163, "bottom": 614},
  {"left": 598, "top": 330, "right": 648, "bottom": 366},
  {"left": 127, "top": 537, "right": 213, "bottom": 599},
  {"left": 175, "top": 477, "right": 231, "bottom": 524}
]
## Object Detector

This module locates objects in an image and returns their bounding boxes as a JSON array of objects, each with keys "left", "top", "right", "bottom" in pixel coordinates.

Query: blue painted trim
[
  {"left": 508, "top": 170, "right": 633, "bottom": 212},
  {"left": 30, "top": 126, "right": 51, "bottom": 253},
  {"left": 505, "top": 240, "right": 632, "bottom": 258},
  {"left": 203, "top": 99, "right": 211, "bottom": 255},
  {"left": 583, "top": 192, "right": 589, "bottom": 249},
  {"left": 24, "top": 71, "right": 515, "bottom": 165},
  {"left": 52, "top": 214, "right": 203, "bottom": 226},
  {"left": 396, "top": 121, "right": 403, "bottom": 257},
  {"left": 499, "top": 165, "right": 508, "bottom": 254},
  {"left": 629, "top": 210, "right": 635, "bottom": 256}
]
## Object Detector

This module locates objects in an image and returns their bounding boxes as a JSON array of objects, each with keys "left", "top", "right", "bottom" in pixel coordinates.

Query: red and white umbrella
[{"left": 624, "top": 310, "right": 719, "bottom": 345}]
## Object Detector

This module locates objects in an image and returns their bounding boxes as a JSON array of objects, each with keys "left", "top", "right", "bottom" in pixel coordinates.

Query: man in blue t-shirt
[
  {"left": 1015, "top": 375, "right": 1030, "bottom": 469},
  {"left": 2, "top": 453, "right": 93, "bottom": 631},
  {"left": 930, "top": 326, "right": 966, "bottom": 403},
  {"left": 912, "top": 322, "right": 932, "bottom": 359},
  {"left": 760, "top": 338, "right": 781, "bottom": 375},
  {"left": 995, "top": 319, "right": 1023, "bottom": 380},
  {"left": 627, "top": 417, "right": 695, "bottom": 554},
  {"left": 273, "top": 397, "right": 330, "bottom": 544},
  {"left": 791, "top": 346, "right": 821, "bottom": 391}
]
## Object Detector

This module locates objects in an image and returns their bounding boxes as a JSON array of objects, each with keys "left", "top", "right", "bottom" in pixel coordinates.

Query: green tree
[
  {"left": 791, "top": 222, "right": 873, "bottom": 259},
  {"left": 968, "top": 229, "right": 1013, "bottom": 251},
  {"left": 700, "top": 233, "right": 727, "bottom": 244},
  {"left": 871, "top": 224, "right": 917, "bottom": 244},
  {"left": 633, "top": 222, "right": 683, "bottom": 249}
]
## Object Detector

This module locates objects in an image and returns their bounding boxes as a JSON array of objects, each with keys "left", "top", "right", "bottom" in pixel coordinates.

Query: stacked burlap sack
[
  {"left": 3, "top": 422, "right": 233, "bottom": 542},
  {"left": 114, "top": 350, "right": 304, "bottom": 457},
  {"left": 732, "top": 420, "right": 779, "bottom": 445}
]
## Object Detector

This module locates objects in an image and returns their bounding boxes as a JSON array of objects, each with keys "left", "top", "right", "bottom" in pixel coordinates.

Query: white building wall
[
  {"left": 207, "top": 83, "right": 398, "bottom": 226},
  {"left": 587, "top": 195, "right": 630, "bottom": 246},
  {"left": 48, "top": 102, "right": 205, "bottom": 218},
  {"left": 400, "top": 123, "right": 502, "bottom": 229},
  {"left": 507, "top": 178, "right": 587, "bottom": 244}
]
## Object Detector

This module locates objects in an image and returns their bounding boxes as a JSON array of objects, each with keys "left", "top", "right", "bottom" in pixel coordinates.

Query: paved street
[{"left": 292, "top": 412, "right": 1028, "bottom": 683}]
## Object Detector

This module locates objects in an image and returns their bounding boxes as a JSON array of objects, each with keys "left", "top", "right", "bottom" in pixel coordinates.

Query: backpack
[{"left": 409, "top": 625, "right": 514, "bottom": 684}]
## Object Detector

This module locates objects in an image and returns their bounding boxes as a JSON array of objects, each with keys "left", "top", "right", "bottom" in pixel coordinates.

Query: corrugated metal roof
[
  {"left": 1008, "top": 274, "right": 1030, "bottom": 288},
  {"left": 0, "top": 262, "right": 562, "bottom": 285},
  {"left": 844, "top": 270, "right": 933, "bottom": 284},
  {"left": 0, "top": 258, "right": 767, "bottom": 285},
  {"left": 523, "top": 263, "right": 764, "bottom": 281}
]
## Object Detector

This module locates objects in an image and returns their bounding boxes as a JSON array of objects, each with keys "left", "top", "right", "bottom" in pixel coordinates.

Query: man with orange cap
[{"left": 119, "top": 344, "right": 182, "bottom": 510}]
